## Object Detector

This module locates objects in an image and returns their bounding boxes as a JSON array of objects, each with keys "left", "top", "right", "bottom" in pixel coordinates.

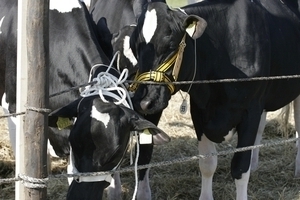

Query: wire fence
[
  {"left": 0, "top": 75, "right": 300, "bottom": 188},
  {"left": 0, "top": 137, "right": 298, "bottom": 188}
]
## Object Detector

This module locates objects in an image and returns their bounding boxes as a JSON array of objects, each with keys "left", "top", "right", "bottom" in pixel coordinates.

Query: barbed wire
[{"left": 0, "top": 137, "right": 298, "bottom": 188}]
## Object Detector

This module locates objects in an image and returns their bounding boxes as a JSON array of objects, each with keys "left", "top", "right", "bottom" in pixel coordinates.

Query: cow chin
[{"left": 133, "top": 85, "right": 171, "bottom": 115}]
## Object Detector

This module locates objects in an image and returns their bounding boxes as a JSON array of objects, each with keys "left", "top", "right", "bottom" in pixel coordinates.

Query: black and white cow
[
  {"left": 0, "top": 0, "right": 114, "bottom": 157},
  {"left": 48, "top": 65, "right": 170, "bottom": 200},
  {"left": 88, "top": 1, "right": 167, "bottom": 199},
  {"left": 0, "top": 0, "right": 170, "bottom": 199},
  {"left": 129, "top": 1, "right": 300, "bottom": 199}
]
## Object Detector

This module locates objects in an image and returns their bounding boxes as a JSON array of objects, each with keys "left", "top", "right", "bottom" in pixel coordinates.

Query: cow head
[
  {"left": 48, "top": 95, "right": 170, "bottom": 199},
  {"left": 129, "top": 2, "right": 207, "bottom": 114}
]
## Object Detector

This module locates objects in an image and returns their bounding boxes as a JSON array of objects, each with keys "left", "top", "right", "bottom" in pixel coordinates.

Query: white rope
[
  {"left": 132, "top": 131, "right": 140, "bottom": 200},
  {"left": 80, "top": 52, "right": 133, "bottom": 109}
]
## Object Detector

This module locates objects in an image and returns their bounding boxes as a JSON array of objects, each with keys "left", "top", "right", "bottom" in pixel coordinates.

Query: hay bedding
[{"left": 1, "top": 92, "right": 300, "bottom": 200}]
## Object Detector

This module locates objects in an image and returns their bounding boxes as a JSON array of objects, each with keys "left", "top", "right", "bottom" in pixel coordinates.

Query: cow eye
[{"left": 164, "top": 35, "right": 171, "bottom": 40}]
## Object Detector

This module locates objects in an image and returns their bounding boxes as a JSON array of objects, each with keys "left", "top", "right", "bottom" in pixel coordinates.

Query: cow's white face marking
[
  {"left": 123, "top": 36, "right": 138, "bottom": 66},
  {"left": 0, "top": 16, "right": 5, "bottom": 34},
  {"left": 90, "top": 106, "right": 110, "bottom": 128},
  {"left": 142, "top": 9, "right": 157, "bottom": 44},
  {"left": 50, "top": 0, "right": 81, "bottom": 13}
]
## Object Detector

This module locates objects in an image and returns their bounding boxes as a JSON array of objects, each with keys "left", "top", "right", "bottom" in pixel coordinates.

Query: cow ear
[
  {"left": 129, "top": 113, "right": 171, "bottom": 145},
  {"left": 48, "top": 98, "right": 82, "bottom": 129},
  {"left": 183, "top": 15, "right": 207, "bottom": 39},
  {"left": 96, "top": 17, "right": 113, "bottom": 59}
]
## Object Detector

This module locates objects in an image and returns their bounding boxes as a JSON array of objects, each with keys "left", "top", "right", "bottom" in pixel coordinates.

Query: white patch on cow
[
  {"left": 123, "top": 36, "right": 138, "bottom": 66},
  {"left": 224, "top": 129, "right": 234, "bottom": 141},
  {"left": 90, "top": 105, "right": 110, "bottom": 128},
  {"left": 67, "top": 146, "right": 77, "bottom": 185},
  {"left": 1, "top": 93, "right": 17, "bottom": 155},
  {"left": 47, "top": 140, "right": 59, "bottom": 158},
  {"left": 142, "top": 9, "right": 157, "bottom": 44},
  {"left": 81, "top": 0, "right": 91, "bottom": 8},
  {"left": 50, "top": 0, "right": 81, "bottom": 13},
  {"left": 0, "top": 16, "right": 5, "bottom": 34}
]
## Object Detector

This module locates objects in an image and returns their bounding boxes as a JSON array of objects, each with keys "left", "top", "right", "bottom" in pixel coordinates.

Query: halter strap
[{"left": 129, "top": 34, "right": 187, "bottom": 94}]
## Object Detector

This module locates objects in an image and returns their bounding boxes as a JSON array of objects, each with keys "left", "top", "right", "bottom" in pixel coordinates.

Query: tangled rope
[{"left": 80, "top": 52, "right": 132, "bottom": 109}]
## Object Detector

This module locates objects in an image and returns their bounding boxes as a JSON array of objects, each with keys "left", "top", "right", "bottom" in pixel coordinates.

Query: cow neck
[
  {"left": 80, "top": 52, "right": 133, "bottom": 109},
  {"left": 129, "top": 34, "right": 187, "bottom": 95}
]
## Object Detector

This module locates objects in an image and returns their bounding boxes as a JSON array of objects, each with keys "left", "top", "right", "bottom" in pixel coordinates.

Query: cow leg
[
  {"left": 105, "top": 144, "right": 154, "bottom": 200},
  {"left": 137, "top": 144, "right": 153, "bottom": 200},
  {"left": 250, "top": 111, "right": 267, "bottom": 172},
  {"left": 232, "top": 153, "right": 251, "bottom": 200},
  {"left": 234, "top": 166, "right": 250, "bottom": 200},
  {"left": 293, "top": 95, "right": 300, "bottom": 177},
  {"left": 107, "top": 172, "right": 122, "bottom": 200},
  {"left": 232, "top": 109, "right": 261, "bottom": 200},
  {"left": 198, "top": 134, "right": 217, "bottom": 200},
  {"left": 135, "top": 112, "right": 162, "bottom": 200}
]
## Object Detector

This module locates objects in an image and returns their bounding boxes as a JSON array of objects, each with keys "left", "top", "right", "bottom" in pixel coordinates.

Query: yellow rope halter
[{"left": 129, "top": 34, "right": 186, "bottom": 94}]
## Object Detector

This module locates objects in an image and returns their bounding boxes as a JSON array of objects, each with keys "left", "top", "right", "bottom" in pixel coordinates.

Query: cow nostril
[{"left": 140, "top": 100, "right": 152, "bottom": 111}]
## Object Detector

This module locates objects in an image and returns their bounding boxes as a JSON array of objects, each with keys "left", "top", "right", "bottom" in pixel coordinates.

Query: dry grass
[{"left": 1, "top": 92, "right": 300, "bottom": 200}]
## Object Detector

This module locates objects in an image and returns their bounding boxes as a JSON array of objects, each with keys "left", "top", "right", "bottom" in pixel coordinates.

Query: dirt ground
[{"left": 1, "top": 92, "right": 300, "bottom": 200}]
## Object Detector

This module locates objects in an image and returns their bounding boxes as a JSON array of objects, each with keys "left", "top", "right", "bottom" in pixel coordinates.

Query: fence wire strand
[
  {"left": 1, "top": 74, "right": 300, "bottom": 119},
  {"left": 0, "top": 137, "right": 298, "bottom": 187},
  {"left": 1, "top": 74, "right": 300, "bottom": 187}
]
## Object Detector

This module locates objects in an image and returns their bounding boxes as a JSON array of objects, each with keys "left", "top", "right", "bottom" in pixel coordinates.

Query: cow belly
[{"left": 265, "top": 79, "right": 300, "bottom": 111}]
